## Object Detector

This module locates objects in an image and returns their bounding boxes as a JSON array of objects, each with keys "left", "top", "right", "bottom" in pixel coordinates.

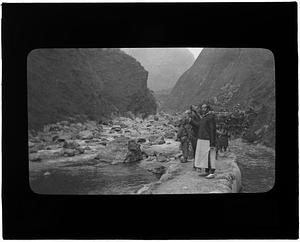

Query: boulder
[
  {"left": 60, "top": 120, "right": 70, "bottom": 126},
  {"left": 45, "top": 144, "right": 62, "bottom": 150},
  {"left": 111, "top": 125, "right": 122, "bottom": 132},
  {"left": 153, "top": 136, "right": 165, "bottom": 145},
  {"left": 63, "top": 140, "right": 80, "bottom": 149},
  {"left": 63, "top": 148, "right": 76, "bottom": 157},
  {"left": 164, "top": 131, "right": 176, "bottom": 139},
  {"left": 156, "top": 154, "right": 168, "bottom": 163},
  {"left": 53, "top": 134, "right": 72, "bottom": 142},
  {"left": 96, "top": 136, "right": 130, "bottom": 163},
  {"left": 139, "top": 160, "right": 166, "bottom": 176},
  {"left": 29, "top": 153, "right": 42, "bottom": 162},
  {"left": 29, "top": 143, "right": 45, "bottom": 153},
  {"left": 137, "top": 137, "right": 147, "bottom": 143},
  {"left": 78, "top": 130, "right": 94, "bottom": 139},
  {"left": 30, "top": 148, "right": 64, "bottom": 160},
  {"left": 124, "top": 140, "right": 144, "bottom": 162}
]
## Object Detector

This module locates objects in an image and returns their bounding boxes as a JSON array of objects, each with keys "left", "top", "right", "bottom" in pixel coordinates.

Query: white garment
[{"left": 194, "top": 139, "right": 216, "bottom": 169}]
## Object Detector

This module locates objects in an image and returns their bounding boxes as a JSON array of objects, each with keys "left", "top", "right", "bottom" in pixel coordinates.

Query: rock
[
  {"left": 96, "top": 136, "right": 130, "bottom": 163},
  {"left": 154, "top": 116, "right": 159, "bottom": 121},
  {"left": 111, "top": 125, "right": 122, "bottom": 132},
  {"left": 148, "top": 135, "right": 160, "bottom": 142},
  {"left": 28, "top": 141, "right": 35, "bottom": 148},
  {"left": 99, "top": 141, "right": 107, "bottom": 146},
  {"left": 78, "top": 130, "right": 94, "bottom": 139},
  {"left": 174, "top": 153, "right": 183, "bottom": 159},
  {"left": 43, "top": 171, "right": 51, "bottom": 176},
  {"left": 164, "top": 131, "right": 176, "bottom": 139},
  {"left": 85, "top": 120, "right": 98, "bottom": 130},
  {"left": 137, "top": 137, "right": 147, "bottom": 143},
  {"left": 45, "top": 144, "right": 62, "bottom": 150},
  {"left": 156, "top": 154, "right": 168, "bottom": 163},
  {"left": 157, "top": 139, "right": 166, "bottom": 145},
  {"left": 29, "top": 153, "right": 42, "bottom": 162},
  {"left": 63, "top": 148, "right": 76, "bottom": 157},
  {"left": 29, "top": 143, "right": 45, "bottom": 153},
  {"left": 62, "top": 140, "right": 79, "bottom": 149},
  {"left": 76, "top": 146, "right": 85, "bottom": 154},
  {"left": 53, "top": 134, "right": 72, "bottom": 142},
  {"left": 36, "top": 148, "right": 64, "bottom": 159},
  {"left": 148, "top": 165, "right": 166, "bottom": 175},
  {"left": 60, "top": 120, "right": 70, "bottom": 126},
  {"left": 124, "top": 140, "right": 144, "bottom": 162},
  {"left": 153, "top": 136, "right": 165, "bottom": 145},
  {"left": 139, "top": 160, "right": 166, "bottom": 176}
]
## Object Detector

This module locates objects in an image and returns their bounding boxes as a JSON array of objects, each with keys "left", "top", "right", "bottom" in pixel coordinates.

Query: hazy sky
[{"left": 188, "top": 48, "right": 203, "bottom": 59}]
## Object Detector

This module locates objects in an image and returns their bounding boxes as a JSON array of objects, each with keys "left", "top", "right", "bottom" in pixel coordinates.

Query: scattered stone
[{"left": 43, "top": 171, "right": 51, "bottom": 176}]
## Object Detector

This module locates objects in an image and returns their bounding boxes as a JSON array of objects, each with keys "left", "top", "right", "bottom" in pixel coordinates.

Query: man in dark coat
[
  {"left": 189, "top": 105, "right": 201, "bottom": 157},
  {"left": 190, "top": 104, "right": 217, "bottom": 178}
]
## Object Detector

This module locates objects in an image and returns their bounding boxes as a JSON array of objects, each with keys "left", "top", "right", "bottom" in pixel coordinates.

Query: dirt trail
[{"left": 138, "top": 151, "right": 241, "bottom": 194}]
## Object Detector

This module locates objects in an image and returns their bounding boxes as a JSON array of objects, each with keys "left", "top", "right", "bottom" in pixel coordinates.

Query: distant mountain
[
  {"left": 122, "top": 48, "right": 195, "bottom": 91},
  {"left": 27, "top": 48, "right": 157, "bottom": 129},
  {"left": 163, "top": 48, "right": 275, "bottom": 147}
]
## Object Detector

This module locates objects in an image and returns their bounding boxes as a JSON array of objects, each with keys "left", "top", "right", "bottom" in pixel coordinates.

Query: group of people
[
  {"left": 176, "top": 103, "right": 229, "bottom": 179},
  {"left": 175, "top": 103, "right": 257, "bottom": 179}
]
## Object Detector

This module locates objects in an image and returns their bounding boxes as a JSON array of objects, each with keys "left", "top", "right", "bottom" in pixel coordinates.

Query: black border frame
[{"left": 2, "top": 2, "right": 299, "bottom": 239}]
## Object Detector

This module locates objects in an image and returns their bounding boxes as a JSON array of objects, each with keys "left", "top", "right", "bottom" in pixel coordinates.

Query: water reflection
[{"left": 30, "top": 161, "right": 157, "bottom": 195}]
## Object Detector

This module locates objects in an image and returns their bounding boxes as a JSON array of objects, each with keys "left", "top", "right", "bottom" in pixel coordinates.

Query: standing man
[
  {"left": 189, "top": 105, "right": 201, "bottom": 157},
  {"left": 190, "top": 104, "right": 217, "bottom": 179}
]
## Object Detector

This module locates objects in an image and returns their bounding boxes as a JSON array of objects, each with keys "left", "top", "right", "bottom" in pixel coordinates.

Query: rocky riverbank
[{"left": 29, "top": 112, "right": 241, "bottom": 194}]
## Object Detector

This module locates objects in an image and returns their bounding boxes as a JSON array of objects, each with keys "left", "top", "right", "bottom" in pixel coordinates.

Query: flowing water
[
  {"left": 29, "top": 159, "right": 158, "bottom": 195},
  {"left": 29, "top": 138, "right": 275, "bottom": 194},
  {"left": 230, "top": 139, "right": 275, "bottom": 193}
]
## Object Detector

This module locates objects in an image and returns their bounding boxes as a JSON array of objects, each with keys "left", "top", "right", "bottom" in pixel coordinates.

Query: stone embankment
[
  {"left": 137, "top": 150, "right": 241, "bottom": 194},
  {"left": 29, "top": 112, "right": 241, "bottom": 194}
]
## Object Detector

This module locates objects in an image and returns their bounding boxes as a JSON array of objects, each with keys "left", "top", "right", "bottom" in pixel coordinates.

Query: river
[
  {"left": 29, "top": 138, "right": 275, "bottom": 194},
  {"left": 29, "top": 160, "right": 158, "bottom": 195},
  {"left": 230, "top": 139, "right": 275, "bottom": 193}
]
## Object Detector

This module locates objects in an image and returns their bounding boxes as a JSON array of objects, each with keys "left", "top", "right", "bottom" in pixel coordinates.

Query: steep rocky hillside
[
  {"left": 27, "top": 48, "right": 157, "bottom": 129},
  {"left": 122, "top": 48, "right": 195, "bottom": 91},
  {"left": 163, "top": 48, "right": 275, "bottom": 147}
]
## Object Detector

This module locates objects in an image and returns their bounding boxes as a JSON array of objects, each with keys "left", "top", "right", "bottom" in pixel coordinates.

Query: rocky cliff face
[
  {"left": 27, "top": 48, "right": 157, "bottom": 129},
  {"left": 122, "top": 48, "right": 195, "bottom": 91},
  {"left": 163, "top": 48, "right": 275, "bottom": 147}
]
